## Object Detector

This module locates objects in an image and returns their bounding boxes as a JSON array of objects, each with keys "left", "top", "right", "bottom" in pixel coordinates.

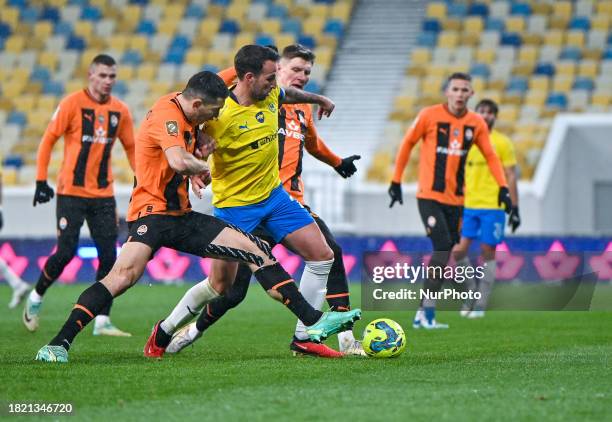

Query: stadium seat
[{"left": 546, "top": 92, "right": 568, "bottom": 109}]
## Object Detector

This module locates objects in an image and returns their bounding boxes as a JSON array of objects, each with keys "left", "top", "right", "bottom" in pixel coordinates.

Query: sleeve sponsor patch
[{"left": 166, "top": 120, "right": 179, "bottom": 136}]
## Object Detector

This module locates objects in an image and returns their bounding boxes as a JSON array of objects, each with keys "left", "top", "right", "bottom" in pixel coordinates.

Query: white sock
[
  {"left": 475, "top": 259, "right": 496, "bottom": 310},
  {"left": 160, "top": 278, "right": 219, "bottom": 335},
  {"left": 95, "top": 315, "right": 110, "bottom": 328},
  {"left": 29, "top": 289, "right": 43, "bottom": 303},
  {"left": 338, "top": 329, "right": 356, "bottom": 350},
  {"left": 294, "top": 259, "right": 333, "bottom": 340},
  {"left": 0, "top": 258, "right": 24, "bottom": 289}
]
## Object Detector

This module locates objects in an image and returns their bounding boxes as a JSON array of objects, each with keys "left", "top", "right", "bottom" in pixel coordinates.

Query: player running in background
[
  {"left": 148, "top": 45, "right": 359, "bottom": 358},
  {"left": 35, "top": 71, "right": 360, "bottom": 363},
  {"left": 165, "top": 44, "right": 364, "bottom": 357},
  {"left": 388, "top": 73, "right": 512, "bottom": 329},
  {"left": 24, "top": 54, "right": 135, "bottom": 337},
  {"left": 453, "top": 99, "right": 520, "bottom": 318},
  {"left": 0, "top": 160, "right": 31, "bottom": 308}
]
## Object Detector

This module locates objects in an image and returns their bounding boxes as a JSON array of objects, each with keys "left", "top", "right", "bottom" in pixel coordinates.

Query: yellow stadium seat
[
  {"left": 129, "top": 35, "right": 148, "bottom": 52},
  {"left": 330, "top": 2, "right": 352, "bottom": 21},
  {"left": 544, "top": 30, "right": 564, "bottom": 46},
  {"left": 122, "top": 5, "right": 141, "bottom": 23},
  {"left": 226, "top": 3, "right": 248, "bottom": 21},
  {"left": 518, "top": 46, "right": 538, "bottom": 64},
  {"left": 309, "top": 4, "right": 329, "bottom": 19},
  {"left": 199, "top": 18, "right": 221, "bottom": 37},
  {"left": 163, "top": 4, "right": 185, "bottom": 20},
  {"left": 487, "top": 79, "right": 506, "bottom": 91},
  {"left": 480, "top": 90, "right": 502, "bottom": 104},
  {"left": 529, "top": 76, "right": 549, "bottom": 91},
  {"left": 36, "top": 95, "right": 58, "bottom": 112},
  {"left": 314, "top": 34, "right": 337, "bottom": 50},
  {"left": 522, "top": 33, "right": 543, "bottom": 46},
  {"left": 4, "top": 35, "right": 25, "bottom": 53},
  {"left": 566, "top": 31, "right": 585, "bottom": 48},
  {"left": 475, "top": 48, "right": 495, "bottom": 64},
  {"left": 274, "top": 33, "right": 296, "bottom": 49},
  {"left": 530, "top": 2, "right": 551, "bottom": 15},
  {"left": 14, "top": 95, "right": 36, "bottom": 114},
  {"left": 552, "top": 1, "right": 572, "bottom": 18},
  {"left": 185, "top": 50, "right": 206, "bottom": 66},
  {"left": 108, "top": 35, "right": 128, "bottom": 51},
  {"left": 64, "top": 79, "right": 85, "bottom": 94},
  {"left": 73, "top": 21, "right": 93, "bottom": 40},
  {"left": 157, "top": 18, "right": 179, "bottom": 36},
  {"left": 460, "top": 32, "right": 480, "bottom": 46},
  {"left": 206, "top": 50, "right": 231, "bottom": 68},
  {"left": 471, "top": 77, "right": 486, "bottom": 93},
  {"left": 28, "top": 111, "right": 52, "bottom": 130},
  {"left": 38, "top": 52, "right": 58, "bottom": 70},
  {"left": 233, "top": 32, "right": 255, "bottom": 50},
  {"left": 241, "top": 20, "right": 260, "bottom": 33},
  {"left": 259, "top": 18, "right": 282, "bottom": 34},
  {"left": 595, "top": 1, "right": 612, "bottom": 14},
  {"left": 426, "top": 2, "right": 447, "bottom": 19},
  {"left": 591, "top": 93, "right": 610, "bottom": 107},
  {"left": 411, "top": 48, "right": 430, "bottom": 65},
  {"left": 288, "top": 5, "right": 309, "bottom": 19},
  {"left": 427, "top": 64, "right": 448, "bottom": 78},
  {"left": 463, "top": 17, "right": 483, "bottom": 33},
  {"left": 302, "top": 17, "right": 325, "bottom": 35},
  {"left": 149, "top": 81, "right": 170, "bottom": 96},
  {"left": 549, "top": 16, "right": 569, "bottom": 30},
  {"left": 136, "top": 64, "right": 157, "bottom": 81},
  {"left": 512, "top": 63, "right": 534, "bottom": 77},
  {"left": 505, "top": 16, "right": 525, "bottom": 32},
  {"left": 556, "top": 61, "right": 576, "bottom": 77},
  {"left": 552, "top": 76, "right": 573, "bottom": 92},
  {"left": 591, "top": 16, "right": 610, "bottom": 31},
  {"left": 442, "top": 18, "right": 462, "bottom": 31},
  {"left": 1, "top": 7, "right": 19, "bottom": 28},
  {"left": 498, "top": 106, "right": 518, "bottom": 124},
  {"left": 33, "top": 22, "right": 53, "bottom": 39},
  {"left": 578, "top": 60, "right": 598, "bottom": 78},
  {"left": 118, "top": 66, "right": 135, "bottom": 80},
  {"left": 3, "top": 81, "right": 25, "bottom": 97},
  {"left": 314, "top": 48, "right": 333, "bottom": 68},
  {"left": 421, "top": 76, "right": 444, "bottom": 96},
  {"left": 206, "top": 4, "right": 225, "bottom": 19},
  {"left": 524, "top": 91, "right": 547, "bottom": 107},
  {"left": 438, "top": 31, "right": 458, "bottom": 48},
  {"left": 2, "top": 167, "right": 18, "bottom": 186},
  {"left": 582, "top": 48, "right": 602, "bottom": 61},
  {"left": 393, "top": 96, "right": 416, "bottom": 110}
]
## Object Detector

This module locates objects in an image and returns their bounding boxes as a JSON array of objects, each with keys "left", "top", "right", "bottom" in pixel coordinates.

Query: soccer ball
[{"left": 362, "top": 318, "right": 406, "bottom": 358}]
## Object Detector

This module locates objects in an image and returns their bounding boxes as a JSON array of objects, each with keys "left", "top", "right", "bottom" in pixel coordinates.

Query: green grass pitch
[{"left": 0, "top": 284, "right": 611, "bottom": 421}]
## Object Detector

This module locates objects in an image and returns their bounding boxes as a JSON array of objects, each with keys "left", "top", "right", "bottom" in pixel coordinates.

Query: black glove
[
  {"left": 0, "top": 209, "right": 3, "bottom": 231},
  {"left": 334, "top": 155, "right": 361, "bottom": 178},
  {"left": 498, "top": 186, "right": 512, "bottom": 214},
  {"left": 388, "top": 182, "right": 403, "bottom": 208},
  {"left": 33, "top": 180, "right": 55, "bottom": 206},
  {"left": 509, "top": 206, "right": 521, "bottom": 233}
]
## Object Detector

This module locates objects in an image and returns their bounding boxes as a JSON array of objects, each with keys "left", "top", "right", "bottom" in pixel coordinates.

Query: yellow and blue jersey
[
  {"left": 464, "top": 129, "right": 516, "bottom": 210},
  {"left": 206, "top": 86, "right": 284, "bottom": 207}
]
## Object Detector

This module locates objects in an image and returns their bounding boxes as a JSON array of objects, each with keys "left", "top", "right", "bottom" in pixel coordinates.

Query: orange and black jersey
[
  {"left": 217, "top": 67, "right": 341, "bottom": 204},
  {"left": 36, "top": 89, "right": 135, "bottom": 198},
  {"left": 127, "top": 93, "right": 197, "bottom": 222},
  {"left": 392, "top": 104, "right": 507, "bottom": 206}
]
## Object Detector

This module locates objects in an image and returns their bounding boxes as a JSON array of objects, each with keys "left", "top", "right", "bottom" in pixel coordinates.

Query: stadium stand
[
  {"left": 0, "top": 0, "right": 354, "bottom": 185},
  {"left": 368, "top": 0, "right": 612, "bottom": 183}
]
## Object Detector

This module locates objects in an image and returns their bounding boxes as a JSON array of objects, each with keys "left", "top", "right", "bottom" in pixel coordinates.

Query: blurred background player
[
  {"left": 35, "top": 71, "right": 360, "bottom": 363},
  {"left": 0, "top": 159, "right": 31, "bottom": 308},
  {"left": 23, "top": 54, "right": 135, "bottom": 337},
  {"left": 453, "top": 99, "right": 520, "bottom": 319},
  {"left": 166, "top": 44, "right": 364, "bottom": 357},
  {"left": 147, "top": 44, "right": 355, "bottom": 357},
  {"left": 388, "top": 73, "right": 512, "bottom": 329}
]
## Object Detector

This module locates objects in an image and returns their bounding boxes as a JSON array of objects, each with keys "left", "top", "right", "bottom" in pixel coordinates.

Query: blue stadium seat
[
  {"left": 113, "top": 80, "right": 128, "bottom": 97},
  {"left": 30, "top": 67, "right": 51, "bottom": 83},
  {"left": 604, "top": 48, "right": 612, "bottom": 60},
  {"left": 185, "top": 4, "right": 205, "bottom": 19},
  {"left": 121, "top": 49, "right": 143, "bottom": 66},
  {"left": 255, "top": 33, "right": 275, "bottom": 46},
  {"left": 510, "top": 3, "right": 532, "bottom": 16},
  {"left": 267, "top": 4, "right": 288, "bottom": 18},
  {"left": 606, "top": 33, "right": 612, "bottom": 45},
  {"left": 0, "top": 22, "right": 11, "bottom": 38},
  {"left": 164, "top": 48, "right": 186, "bottom": 64},
  {"left": 40, "top": 6, "right": 61, "bottom": 22},
  {"left": 560, "top": 46, "right": 582, "bottom": 61},
  {"left": 81, "top": 6, "right": 102, "bottom": 21},
  {"left": 171, "top": 35, "right": 191, "bottom": 50},
  {"left": 69, "top": 0, "right": 89, "bottom": 5},
  {"left": 314, "top": 0, "right": 334, "bottom": 4},
  {"left": 282, "top": 18, "right": 302, "bottom": 36},
  {"left": 573, "top": 77, "right": 595, "bottom": 91},
  {"left": 447, "top": 3, "right": 468, "bottom": 18},
  {"left": 7, "top": 111, "right": 27, "bottom": 127},
  {"left": 470, "top": 63, "right": 490, "bottom": 78},
  {"left": 546, "top": 92, "right": 567, "bottom": 109},
  {"left": 20, "top": 7, "right": 40, "bottom": 24},
  {"left": 3, "top": 155, "right": 24, "bottom": 169},
  {"left": 201, "top": 64, "right": 220, "bottom": 73},
  {"left": 130, "top": 0, "right": 149, "bottom": 5},
  {"left": 136, "top": 20, "right": 156, "bottom": 35},
  {"left": 55, "top": 21, "right": 73, "bottom": 36},
  {"left": 297, "top": 35, "right": 316, "bottom": 50},
  {"left": 43, "top": 80, "right": 65, "bottom": 96},
  {"left": 422, "top": 19, "right": 441, "bottom": 33},
  {"left": 507, "top": 77, "right": 528, "bottom": 93},
  {"left": 534, "top": 62, "right": 555, "bottom": 77},
  {"left": 66, "top": 35, "right": 86, "bottom": 51},
  {"left": 416, "top": 32, "right": 437, "bottom": 48},
  {"left": 324, "top": 19, "right": 344, "bottom": 37},
  {"left": 468, "top": 2, "right": 489, "bottom": 17},
  {"left": 304, "top": 80, "right": 321, "bottom": 94},
  {"left": 501, "top": 32, "right": 522, "bottom": 47},
  {"left": 569, "top": 16, "right": 591, "bottom": 31},
  {"left": 8, "top": 0, "right": 27, "bottom": 8},
  {"left": 485, "top": 17, "right": 505, "bottom": 31},
  {"left": 219, "top": 19, "right": 240, "bottom": 34},
  {"left": 211, "top": 0, "right": 231, "bottom": 6},
  {"left": 253, "top": 0, "right": 273, "bottom": 4}
]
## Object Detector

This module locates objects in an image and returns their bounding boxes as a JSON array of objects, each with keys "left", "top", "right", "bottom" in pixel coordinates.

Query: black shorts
[
  {"left": 417, "top": 198, "right": 462, "bottom": 251},
  {"left": 127, "top": 212, "right": 227, "bottom": 257},
  {"left": 56, "top": 194, "right": 117, "bottom": 241}
]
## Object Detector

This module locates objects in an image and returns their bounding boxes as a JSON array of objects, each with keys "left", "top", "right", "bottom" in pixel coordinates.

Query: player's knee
[{"left": 302, "top": 244, "right": 333, "bottom": 261}]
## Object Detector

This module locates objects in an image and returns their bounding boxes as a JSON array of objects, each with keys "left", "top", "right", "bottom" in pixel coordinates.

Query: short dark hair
[
  {"left": 234, "top": 45, "right": 280, "bottom": 79},
  {"left": 444, "top": 72, "right": 472, "bottom": 90},
  {"left": 91, "top": 54, "right": 116, "bottom": 67},
  {"left": 183, "top": 71, "right": 229, "bottom": 103},
  {"left": 475, "top": 99, "right": 499, "bottom": 115},
  {"left": 265, "top": 44, "right": 279, "bottom": 53},
  {"left": 281, "top": 44, "right": 316, "bottom": 63}
]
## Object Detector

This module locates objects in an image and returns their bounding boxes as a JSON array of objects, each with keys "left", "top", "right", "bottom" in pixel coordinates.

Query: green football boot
[
  {"left": 35, "top": 345, "right": 69, "bottom": 363},
  {"left": 306, "top": 309, "right": 362, "bottom": 342}
]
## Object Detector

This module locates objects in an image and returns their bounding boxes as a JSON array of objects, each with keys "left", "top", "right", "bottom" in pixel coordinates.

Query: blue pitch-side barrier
[{"left": 0, "top": 237, "right": 611, "bottom": 284}]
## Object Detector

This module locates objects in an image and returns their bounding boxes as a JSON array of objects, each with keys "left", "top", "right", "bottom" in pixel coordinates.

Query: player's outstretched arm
[
  {"left": 164, "top": 145, "right": 209, "bottom": 176},
  {"left": 282, "top": 87, "right": 335, "bottom": 119}
]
